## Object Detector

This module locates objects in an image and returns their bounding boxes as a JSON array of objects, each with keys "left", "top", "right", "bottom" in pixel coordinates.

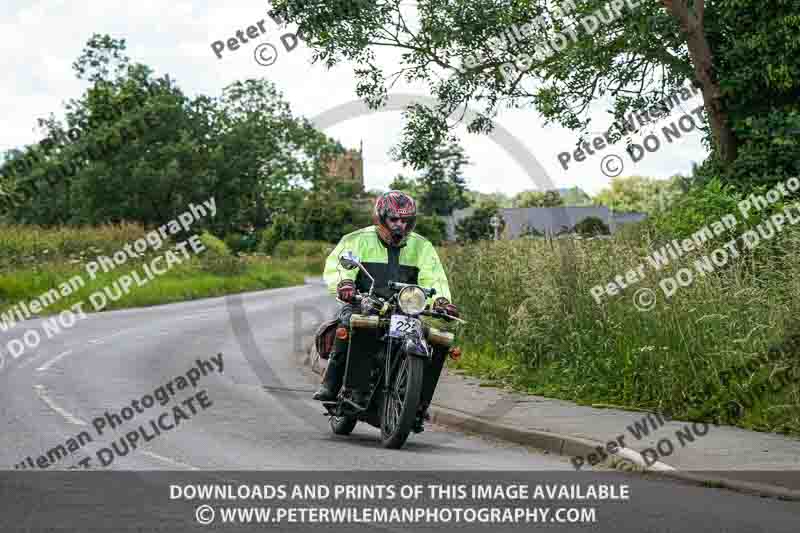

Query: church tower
[{"left": 323, "top": 141, "right": 364, "bottom": 193}]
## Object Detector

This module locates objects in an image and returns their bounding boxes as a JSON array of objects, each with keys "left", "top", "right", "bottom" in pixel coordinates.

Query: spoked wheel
[
  {"left": 330, "top": 415, "right": 358, "bottom": 435},
  {"left": 381, "top": 355, "right": 424, "bottom": 449}
]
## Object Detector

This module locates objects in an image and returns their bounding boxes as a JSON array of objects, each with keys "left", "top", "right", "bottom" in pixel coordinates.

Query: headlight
[{"left": 398, "top": 286, "right": 426, "bottom": 315}]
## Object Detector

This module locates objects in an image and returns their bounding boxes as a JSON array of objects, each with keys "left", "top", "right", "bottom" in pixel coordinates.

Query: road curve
[{"left": 1, "top": 280, "right": 798, "bottom": 532}]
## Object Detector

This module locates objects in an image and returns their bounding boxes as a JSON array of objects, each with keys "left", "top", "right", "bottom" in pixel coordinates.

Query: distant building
[
  {"left": 444, "top": 206, "right": 647, "bottom": 241},
  {"left": 323, "top": 141, "right": 364, "bottom": 193}
]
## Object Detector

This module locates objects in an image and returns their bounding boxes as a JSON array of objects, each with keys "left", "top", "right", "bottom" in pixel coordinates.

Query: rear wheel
[{"left": 380, "top": 355, "right": 424, "bottom": 449}]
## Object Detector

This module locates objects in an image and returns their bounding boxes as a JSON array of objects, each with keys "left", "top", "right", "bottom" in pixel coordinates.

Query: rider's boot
[
  {"left": 351, "top": 388, "right": 371, "bottom": 410},
  {"left": 313, "top": 351, "right": 343, "bottom": 401}
]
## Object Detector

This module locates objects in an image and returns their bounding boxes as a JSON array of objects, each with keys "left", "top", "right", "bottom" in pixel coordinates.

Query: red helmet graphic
[{"left": 373, "top": 190, "right": 417, "bottom": 246}]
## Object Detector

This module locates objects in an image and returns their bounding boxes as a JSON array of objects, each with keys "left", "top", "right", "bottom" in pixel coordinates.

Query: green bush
[
  {"left": 272, "top": 240, "right": 334, "bottom": 259},
  {"left": 573, "top": 216, "right": 610, "bottom": 236},
  {"left": 258, "top": 213, "right": 301, "bottom": 254},
  {"left": 519, "top": 224, "right": 543, "bottom": 238},
  {"left": 199, "top": 231, "right": 230, "bottom": 258},
  {"left": 648, "top": 178, "right": 745, "bottom": 241},
  {"left": 223, "top": 232, "right": 259, "bottom": 254},
  {"left": 414, "top": 215, "right": 447, "bottom": 245},
  {"left": 455, "top": 204, "right": 505, "bottom": 243}
]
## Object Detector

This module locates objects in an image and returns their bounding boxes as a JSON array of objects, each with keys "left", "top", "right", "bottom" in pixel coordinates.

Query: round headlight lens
[{"left": 398, "top": 286, "right": 426, "bottom": 315}]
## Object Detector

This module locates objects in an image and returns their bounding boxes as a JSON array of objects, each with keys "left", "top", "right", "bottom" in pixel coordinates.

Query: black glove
[{"left": 432, "top": 297, "right": 459, "bottom": 318}]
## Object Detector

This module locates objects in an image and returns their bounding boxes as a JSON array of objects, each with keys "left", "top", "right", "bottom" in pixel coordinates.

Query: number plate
[{"left": 389, "top": 315, "right": 422, "bottom": 338}]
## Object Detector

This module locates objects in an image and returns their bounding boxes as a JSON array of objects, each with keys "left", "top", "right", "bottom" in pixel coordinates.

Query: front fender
[{"left": 402, "top": 335, "right": 431, "bottom": 359}]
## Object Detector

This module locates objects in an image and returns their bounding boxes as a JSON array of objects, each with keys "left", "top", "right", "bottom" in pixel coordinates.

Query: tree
[
  {"left": 394, "top": 140, "right": 470, "bottom": 216},
  {"left": 271, "top": 0, "right": 800, "bottom": 188},
  {"left": 559, "top": 186, "right": 592, "bottom": 206},
  {"left": 0, "top": 34, "right": 341, "bottom": 234},
  {"left": 572, "top": 216, "right": 610, "bottom": 236},
  {"left": 594, "top": 175, "right": 687, "bottom": 214},
  {"left": 513, "top": 189, "right": 564, "bottom": 208},
  {"left": 455, "top": 202, "right": 505, "bottom": 243},
  {"left": 388, "top": 174, "right": 423, "bottom": 199},
  {"left": 464, "top": 190, "right": 513, "bottom": 208}
]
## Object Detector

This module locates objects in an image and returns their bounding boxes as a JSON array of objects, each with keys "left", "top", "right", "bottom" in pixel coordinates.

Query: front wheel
[{"left": 381, "top": 355, "right": 424, "bottom": 449}]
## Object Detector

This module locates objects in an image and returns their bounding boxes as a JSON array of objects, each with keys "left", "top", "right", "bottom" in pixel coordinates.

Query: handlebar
[
  {"left": 421, "top": 309, "right": 468, "bottom": 324},
  {"left": 388, "top": 281, "right": 436, "bottom": 298}
]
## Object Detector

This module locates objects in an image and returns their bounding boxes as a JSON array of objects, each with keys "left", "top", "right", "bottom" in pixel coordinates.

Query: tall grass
[
  {"left": 0, "top": 225, "right": 326, "bottom": 316},
  {"left": 441, "top": 223, "right": 800, "bottom": 436}
]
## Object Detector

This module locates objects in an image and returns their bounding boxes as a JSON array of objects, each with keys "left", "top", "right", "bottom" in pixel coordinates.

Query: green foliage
[
  {"left": 0, "top": 34, "right": 341, "bottom": 234},
  {"left": 271, "top": 0, "right": 800, "bottom": 190},
  {"left": 414, "top": 141, "right": 470, "bottom": 216},
  {"left": 388, "top": 175, "right": 423, "bottom": 200},
  {"left": 295, "top": 184, "right": 373, "bottom": 243},
  {"left": 513, "top": 190, "right": 564, "bottom": 208},
  {"left": 519, "top": 223, "right": 543, "bottom": 238},
  {"left": 559, "top": 187, "right": 592, "bottom": 206},
  {"left": 573, "top": 216, "right": 610, "bottom": 237},
  {"left": 199, "top": 231, "right": 230, "bottom": 258},
  {"left": 594, "top": 175, "right": 687, "bottom": 214},
  {"left": 223, "top": 231, "right": 259, "bottom": 254},
  {"left": 647, "top": 178, "right": 745, "bottom": 241},
  {"left": 258, "top": 213, "right": 301, "bottom": 254},
  {"left": 464, "top": 190, "right": 513, "bottom": 208},
  {"left": 0, "top": 222, "right": 155, "bottom": 276},
  {"left": 272, "top": 240, "right": 334, "bottom": 259},
  {"left": 442, "top": 221, "right": 800, "bottom": 435},
  {"left": 455, "top": 203, "right": 504, "bottom": 243},
  {"left": 413, "top": 215, "right": 447, "bottom": 245},
  {"left": 389, "top": 140, "right": 470, "bottom": 216},
  {"left": 0, "top": 223, "right": 314, "bottom": 315}
]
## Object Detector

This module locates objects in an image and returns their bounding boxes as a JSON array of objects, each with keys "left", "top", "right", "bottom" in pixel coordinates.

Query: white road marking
[
  {"left": 140, "top": 450, "right": 200, "bottom": 470},
  {"left": 33, "top": 384, "right": 88, "bottom": 426},
  {"left": 18, "top": 351, "right": 46, "bottom": 369},
  {"left": 36, "top": 349, "right": 74, "bottom": 372}
]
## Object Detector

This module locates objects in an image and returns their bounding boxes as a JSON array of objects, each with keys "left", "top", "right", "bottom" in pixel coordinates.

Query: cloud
[{"left": 1, "top": 0, "right": 708, "bottom": 194}]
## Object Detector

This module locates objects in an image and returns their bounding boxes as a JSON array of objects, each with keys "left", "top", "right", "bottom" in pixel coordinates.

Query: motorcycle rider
[{"left": 312, "top": 190, "right": 459, "bottom": 431}]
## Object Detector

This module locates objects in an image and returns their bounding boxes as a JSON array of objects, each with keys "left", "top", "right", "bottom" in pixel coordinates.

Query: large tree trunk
[{"left": 662, "top": 0, "right": 738, "bottom": 165}]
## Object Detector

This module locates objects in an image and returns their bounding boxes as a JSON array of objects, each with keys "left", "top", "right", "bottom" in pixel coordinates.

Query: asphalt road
[{"left": 1, "top": 280, "right": 798, "bottom": 532}]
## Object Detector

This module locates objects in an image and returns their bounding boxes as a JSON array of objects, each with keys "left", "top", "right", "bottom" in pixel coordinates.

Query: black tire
[
  {"left": 330, "top": 415, "right": 358, "bottom": 435},
  {"left": 380, "top": 355, "right": 424, "bottom": 449}
]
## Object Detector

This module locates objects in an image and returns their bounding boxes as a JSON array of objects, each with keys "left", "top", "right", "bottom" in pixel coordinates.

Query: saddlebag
[{"left": 314, "top": 318, "right": 339, "bottom": 360}]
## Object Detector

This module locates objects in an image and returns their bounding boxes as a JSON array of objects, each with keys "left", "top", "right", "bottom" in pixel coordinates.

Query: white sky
[{"left": 1, "top": 0, "right": 708, "bottom": 196}]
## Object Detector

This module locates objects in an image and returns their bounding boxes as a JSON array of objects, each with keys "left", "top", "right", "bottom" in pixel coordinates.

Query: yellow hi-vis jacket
[{"left": 323, "top": 225, "right": 452, "bottom": 305}]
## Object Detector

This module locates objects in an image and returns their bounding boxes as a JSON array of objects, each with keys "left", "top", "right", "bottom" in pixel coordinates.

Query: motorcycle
[{"left": 319, "top": 250, "right": 466, "bottom": 449}]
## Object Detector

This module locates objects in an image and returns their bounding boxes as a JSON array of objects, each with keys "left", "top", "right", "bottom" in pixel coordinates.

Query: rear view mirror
[{"left": 339, "top": 251, "right": 360, "bottom": 270}]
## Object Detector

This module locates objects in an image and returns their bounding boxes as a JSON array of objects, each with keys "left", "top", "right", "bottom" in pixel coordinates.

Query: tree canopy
[
  {"left": 0, "top": 34, "right": 343, "bottom": 236},
  {"left": 271, "top": 0, "right": 800, "bottom": 189},
  {"left": 594, "top": 174, "right": 687, "bottom": 213}
]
